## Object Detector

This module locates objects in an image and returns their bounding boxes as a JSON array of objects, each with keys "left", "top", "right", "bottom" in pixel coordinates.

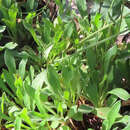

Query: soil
[{"left": 68, "top": 114, "right": 102, "bottom": 130}]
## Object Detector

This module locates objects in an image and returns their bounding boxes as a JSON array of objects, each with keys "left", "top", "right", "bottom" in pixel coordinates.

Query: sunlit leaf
[
  {"left": 44, "top": 45, "right": 53, "bottom": 59},
  {"left": 19, "top": 58, "right": 28, "bottom": 80},
  {"left": 107, "top": 101, "right": 121, "bottom": 130},
  {"left": 0, "top": 42, "right": 17, "bottom": 51},
  {"left": 108, "top": 88, "right": 130, "bottom": 101},
  {"left": 32, "top": 71, "right": 46, "bottom": 89},
  {"left": 20, "top": 108, "right": 35, "bottom": 128},
  {"left": 0, "top": 25, "right": 6, "bottom": 33},
  {"left": 15, "top": 116, "right": 22, "bottom": 130}
]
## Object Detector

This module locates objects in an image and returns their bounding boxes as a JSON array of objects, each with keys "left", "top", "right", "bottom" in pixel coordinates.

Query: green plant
[
  {"left": 0, "top": 0, "right": 130, "bottom": 129},
  {"left": 0, "top": 1, "right": 18, "bottom": 41}
]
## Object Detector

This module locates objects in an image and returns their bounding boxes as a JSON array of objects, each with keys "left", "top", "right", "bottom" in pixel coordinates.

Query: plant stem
[
  {"left": 80, "top": 22, "right": 114, "bottom": 44},
  {"left": 69, "top": 118, "right": 78, "bottom": 130}
]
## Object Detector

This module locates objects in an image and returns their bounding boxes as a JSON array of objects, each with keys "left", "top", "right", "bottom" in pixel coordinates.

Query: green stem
[{"left": 80, "top": 22, "right": 114, "bottom": 44}]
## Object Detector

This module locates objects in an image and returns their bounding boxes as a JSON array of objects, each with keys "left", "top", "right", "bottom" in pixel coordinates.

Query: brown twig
[{"left": 69, "top": 118, "right": 78, "bottom": 130}]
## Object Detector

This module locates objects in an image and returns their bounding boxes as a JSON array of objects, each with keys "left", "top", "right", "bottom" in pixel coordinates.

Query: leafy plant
[{"left": 0, "top": 0, "right": 130, "bottom": 129}]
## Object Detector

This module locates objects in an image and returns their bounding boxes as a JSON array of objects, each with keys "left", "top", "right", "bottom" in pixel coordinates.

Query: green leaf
[
  {"left": 0, "top": 77, "right": 15, "bottom": 98},
  {"left": 23, "top": 21, "right": 43, "bottom": 47},
  {"left": 42, "top": 18, "right": 52, "bottom": 44},
  {"left": 26, "top": 0, "right": 35, "bottom": 11},
  {"left": 102, "top": 101, "right": 121, "bottom": 130},
  {"left": 94, "top": 13, "right": 102, "bottom": 29},
  {"left": 55, "top": 0, "right": 63, "bottom": 14},
  {"left": 111, "top": 0, "right": 122, "bottom": 18},
  {"left": 44, "top": 45, "right": 53, "bottom": 60},
  {"left": 62, "top": 66, "right": 73, "bottom": 86},
  {"left": 23, "top": 89, "right": 31, "bottom": 110},
  {"left": 24, "top": 81, "right": 35, "bottom": 110},
  {"left": 0, "top": 25, "right": 6, "bottom": 33},
  {"left": 47, "top": 65, "right": 62, "bottom": 95},
  {"left": 29, "top": 111, "right": 45, "bottom": 119},
  {"left": 64, "top": 91, "right": 70, "bottom": 101},
  {"left": 20, "top": 108, "right": 35, "bottom": 128},
  {"left": 40, "top": 89, "right": 49, "bottom": 102},
  {"left": 120, "top": 6, "right": 130, "bottom": 32},
  {"left": 4, "top": 42, "right": 17, "bottom": 49},
  {"left": 0, "top": 111, "right": 12, "bottom": 121},
  {"left": 72, "top": 112, "right": 83, "bottom": 121},
  {"left": 125, "top": 15, "right": 130, "bottom": 30},
  {"left": 116, "top": 115, "right": 130, "bottom": 125},
  {"left": 108, "top": 88, "right": 130, "bottom": 101},
  {"left": 0, "top": 4, "right": 8, "bottom": 19},
  {"left": 51, "top": 121, "right": 59, "bottom": 129},
  {"left": 3, "top": 69, "right": 16, "bottom": 94},
  {"left": 76, "top": 0, "right": 87, "bottom": 17},
  {"left": 106, "top": 95, "right": 118, "bottom": 107},
  {"left": 24, "top": 12, "right": 36, "bottom": 24},
  {"left": 57, "top": 102, "right": 63, "bottom": 114},
  {"left": 15, "top": 77, "right": 24, "bottom": 106},
  {"left": 96, "top": 107, "right": 110, "bottom": 119},
  {"left": 86, "top": 48, "right": 96, "bottom": 69},
  {"left": 107, "top": 65, "right": 114, "bottom": 83},
  {"left": 29, "top": 65, "right": 34, "bottom": 82},
  {"left": 35, "top": 89, "right": 46, "bottom": 114},
  {"left": 104, "top": 45, "right": 117, "bottom": 73},
  {"left": 4, "top": 49, "right": 16, "bottom": 73},
  {"left": 64, "top": 21, "right": 74, "bottom": 38},
  {"left": 86, "top": 83, "right": 99, "bottom": 107},
  {"left": 68, "top": 105, "right": 77, "bottom": 118},
  {"left": 107, "top": 101, "right": 121, "bottom": 130},
  {"left": 32, "top": 71, "right": 46, "bottom": 90},
  {"left": 22, "top": 45, "right": 39, "bottom": 63},
  {"left": 0, "top": 42, "right": 17, "bottom": 51},
  {"left": 2, "top": 4, "right": 18, "bottom": 37},
  {"left": 19, "top": 58, "right": 28, "bottom": 80},
  {"left": 15, "top": 116, "right": 22, "bottom": 130},
  {"left": 58, "top": 125, "right": 71, "bottom": 130},
  {"left": 68, "top": 105, "right": 82, "bottom": 121},
  {"left": 38, "top": 126, "right": 49, "bottom": 130},
  {"left": 5, "top": 123, "right": 29, "bottom": 129},
  {"left": 70, "top": 69, "right": 81, "bottom": 96},
  {"left": 2, "top": 0, "right": 11, "bottom": 8},
  {"left": 54, "top": 29, "right": 63, "bottom": 43},
  {"left": 1, "top": 93, "right": 5, "bottom": 113},
  {"left": 78, "top": 104, "right": 94, "bottom": 114},
  {"left": 8, "top": 105, "right": 20, "bottom": 117},
  {"left": 102, "top": 119, "right": 109, "bottom": 130},
  {"left": 123, "top": 122, "right": 130, "bottom": 130}
]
